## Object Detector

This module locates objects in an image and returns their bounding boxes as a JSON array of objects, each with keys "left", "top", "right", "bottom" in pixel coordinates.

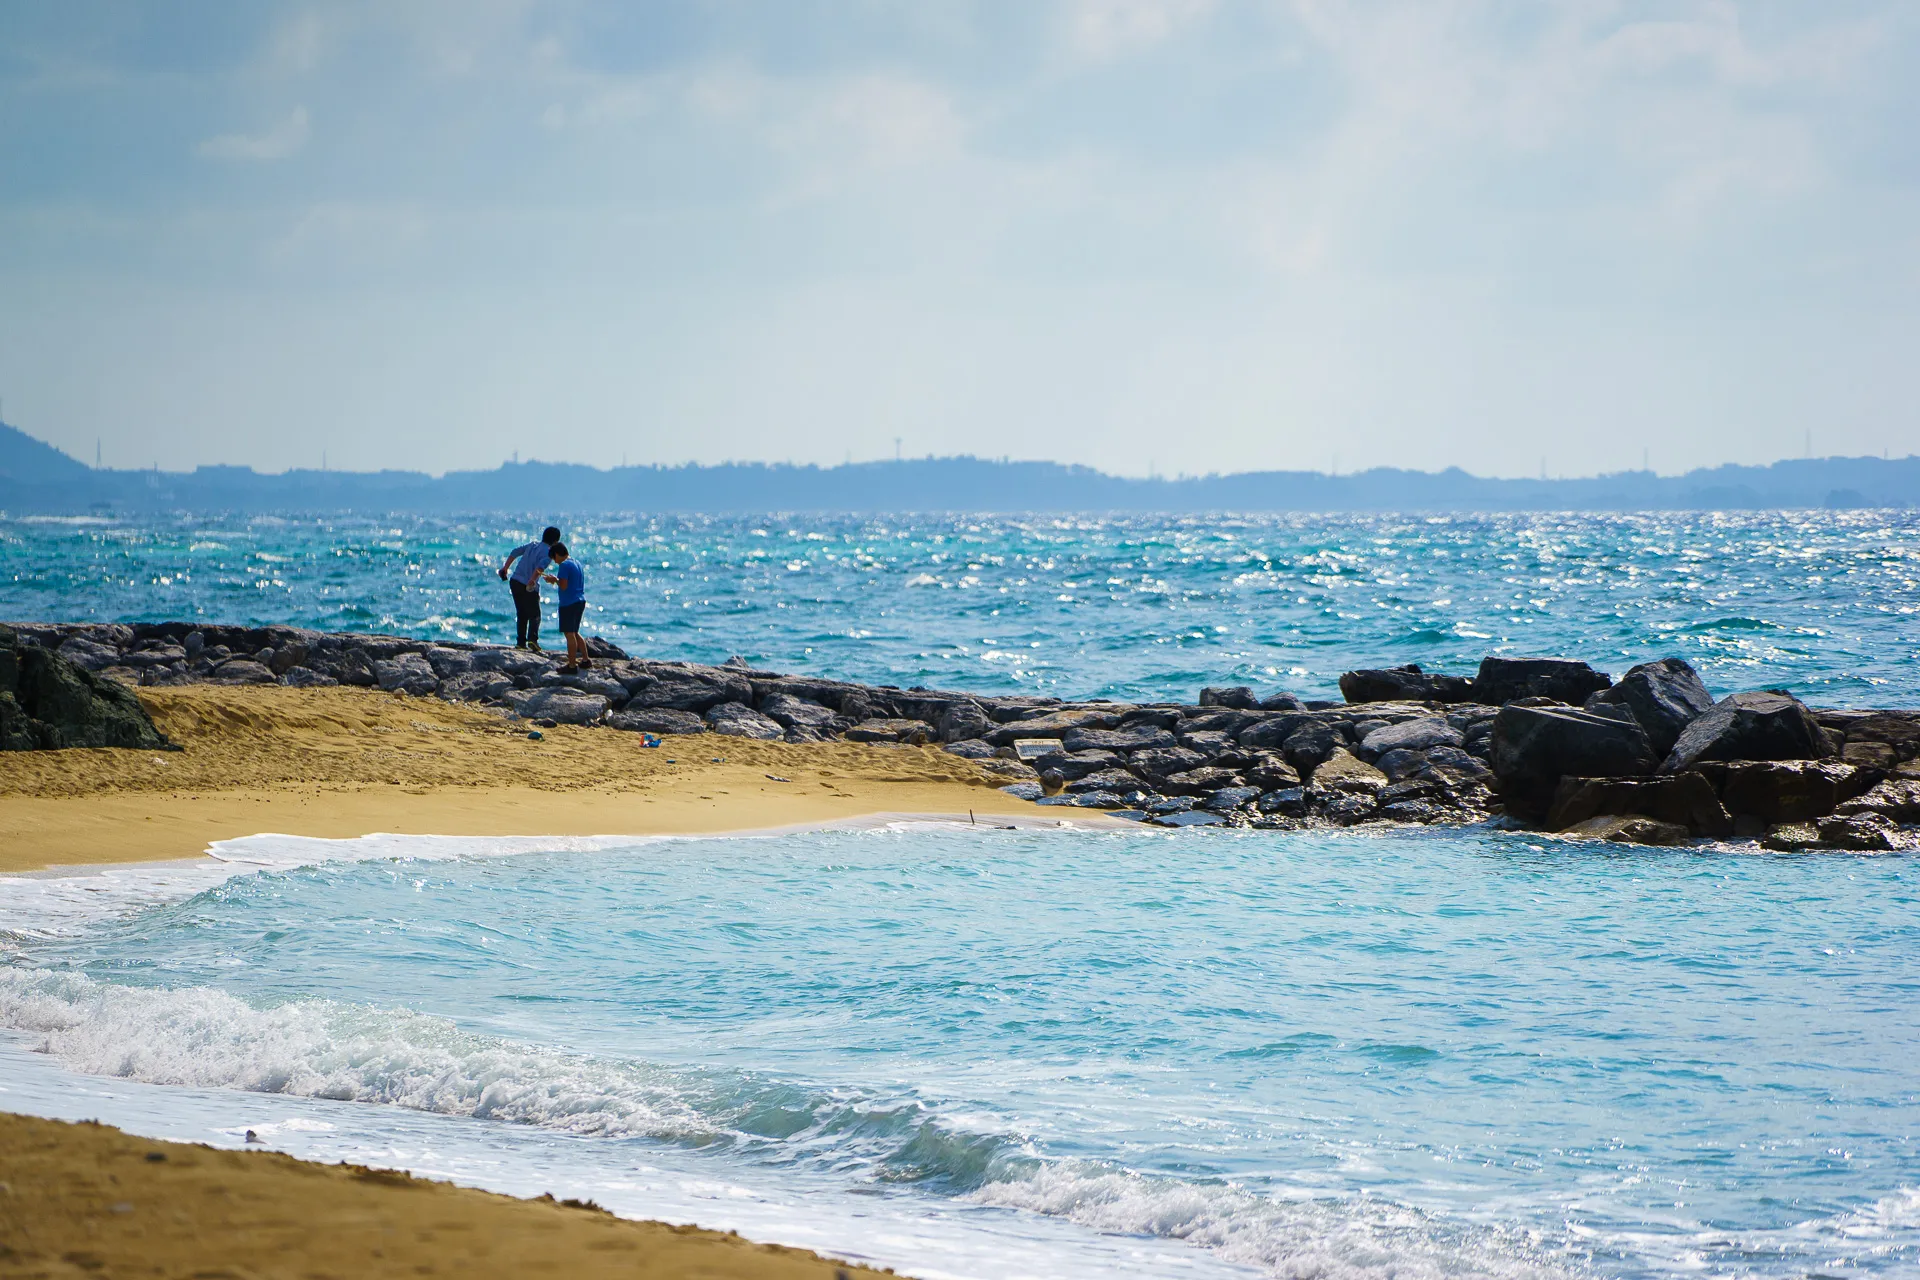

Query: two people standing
[{"left": 499, "top": 526, "right": 592, "bottom": 671}]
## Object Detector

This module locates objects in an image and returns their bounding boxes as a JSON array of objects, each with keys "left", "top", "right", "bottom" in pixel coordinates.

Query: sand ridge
[
  {"left": 0, "top": 1112, "right": 891, "bottom": 1279},
  {"left": 0, "top": 684, "right": 1045, "bottom": 872}
]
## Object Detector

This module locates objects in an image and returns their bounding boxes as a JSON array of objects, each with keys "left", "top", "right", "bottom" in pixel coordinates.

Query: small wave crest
[
  {"left": 969, "top": 1163, "right": 1579, "bottom": 1280},
  {"left": 0, "top": 968, "right": 1029, "bottom": 1187}
]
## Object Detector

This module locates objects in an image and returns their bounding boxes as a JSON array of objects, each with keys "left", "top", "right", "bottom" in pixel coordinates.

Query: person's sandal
[
  {"left": 579, "top": 658, "right": 594, "bottom": 669},
  {"left": 559, "top": 663, "right": 579, "bottom": 674}
]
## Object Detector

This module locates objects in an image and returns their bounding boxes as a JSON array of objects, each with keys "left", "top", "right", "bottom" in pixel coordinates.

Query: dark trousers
[{"left": 510, "top": 578, "right": 541, "bottom": 646}]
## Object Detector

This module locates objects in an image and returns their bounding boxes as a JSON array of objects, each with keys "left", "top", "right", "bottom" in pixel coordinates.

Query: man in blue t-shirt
[
  {"left": 499, "top": 525, "right": 561, "bottom": 650},
  {"left": 543, "top": 542, "right": 589, "bottom": 671}
]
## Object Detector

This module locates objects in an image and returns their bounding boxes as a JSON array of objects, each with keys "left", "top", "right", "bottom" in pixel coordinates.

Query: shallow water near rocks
[
  {"left": 5, "top": 509, "right": 1920, "bottom": 705},
  {"left": 2, "top": 824, "right": 1916, "bottom": 1278}
]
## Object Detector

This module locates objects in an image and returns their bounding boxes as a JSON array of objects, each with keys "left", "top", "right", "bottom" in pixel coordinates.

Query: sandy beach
[
  {"left": 0, "top": 682, "right": 1052, "bottom": 1276},
  {"left": 0, "top": 1111, "right": 891, "bottom": 1278},
  {"left": 0, "top": 683, "right": 1043, "bottom": 873}
]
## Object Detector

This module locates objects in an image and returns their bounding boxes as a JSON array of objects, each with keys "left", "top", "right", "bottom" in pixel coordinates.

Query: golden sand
[
  {"left": 0, "top": 1112, "right": 891, "bottom": 1279},
  {"left": 0, "top": 683, "right": 1044, "bottom": 873}
]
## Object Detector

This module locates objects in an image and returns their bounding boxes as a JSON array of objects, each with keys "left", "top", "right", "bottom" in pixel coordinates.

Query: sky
[{"left": 1, "top": 1, "right": 1916, "bottom": 479}]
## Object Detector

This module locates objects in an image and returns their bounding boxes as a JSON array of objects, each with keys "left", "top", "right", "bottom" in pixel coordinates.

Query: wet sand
[
  {"left": 0, "top": 1111, "right": 892, "bottom": 1279},
  {"left": 0, "top": 683, "right": 1044, "bottom": 873}
]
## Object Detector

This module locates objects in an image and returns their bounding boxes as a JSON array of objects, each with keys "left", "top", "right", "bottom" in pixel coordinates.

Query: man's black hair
[
  {"left": 549, "top": 542, "right": 568, "bottom": 560},
  {"left": 542, "top": 526, "right": 562, "bottom": 543}
]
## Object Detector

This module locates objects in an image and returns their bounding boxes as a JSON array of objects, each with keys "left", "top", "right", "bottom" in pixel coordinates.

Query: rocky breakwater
[
  {"left": 0, "top": 624, "right": 173, "bottom": 751},
  {"left": 12, "top": 622, "right": 1919, "bottom": 849},
  {"left": 1344, "top": 656, "right": 1920, "bottom": 851}
]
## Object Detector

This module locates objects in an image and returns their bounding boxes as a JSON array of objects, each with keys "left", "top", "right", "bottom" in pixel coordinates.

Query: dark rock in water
[
  {"left": 610, "top": 707, "right": 706, "bottom": 735},
  {"left": 1474, "top": 657, "right": 1612, "bottom": 707},
  {"left": 1761, "top": 821, "right": 1821, "bottom": 852},
  {"left": 706, "top": 701, "right": 785, "bottom": 739},
  {"left": 1319, "top": 793, "right": 1378, "bottom": 826},
  {"left": 1281, "top": 724, "right": 1339, "bottom": 774},
  {"left": 1421, "top": 744, "right": 1491, "bottom": 780},
  {"left": 1490, "top": 704, "right": 1658, "bottom": 822},
  {"left": 1151, "top": 810, "right": 1226, "bottom": 827},
  {"left": 1356, "top": 718, "right": 1463, "bottom": 761},
  {"left": 1148, "top": 796, "right": 1199, "bottom": 814},
  {"left": 1560, "top": 814, "right": 1690, "bottom": 846},
  {"left": 1815, "top": 812, "right": 1905, "bottom": 852},
  {"left": 1717, "top": 760, "right": 1872, "bottom": 823},
  {"left": 1257, "top": 787, "right": 1309, "bottom": 816},
  {"left": 1063, "top": 725, "right": 1176, "bottom": 754},
  {"left": 1339, "top": 664, "right": 1477, "bottom": 705},
  {"left": 1379, "top": 800, "right": 1441, "bottom": 824},
  {"left": 1834, "top": 778, "right": 1920, "bottom": 823},
  {"left": 942, "top": 738, "right": 997, "bottom": 760},
  {"left": 1199, "top": 686, "right": 1258, "bottom": 709},
  {"left": 1585, "top": 658, "right": 1714, "bottom": 758},
  {"left": 0, "top": 627, "right": 173, "bottom": 751},
  {"left": 1661, "top": 691, "right": 1833, "bottom": 773},
  {"left": 1546, "top": 772, "right": 1733, "bottom": 837},
  {"left": 1204, "top": 785, "right": 1262, "bottom": 812}
]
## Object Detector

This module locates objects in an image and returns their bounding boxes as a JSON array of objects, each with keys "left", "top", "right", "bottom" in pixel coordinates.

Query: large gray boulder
[
  {"left": 508, "top": 687, "right": 609, "bottom": 725},
  {"left": 1356, "top": 718, "right": 1463, "bottom": 761},
  {"left": 610, "top": 707, "right": 706, "bottom": 735},
  {"left": 1585, "top": 658, "right": 1714, "bottom": 757},
  {"left": 1339, "top": 664, "right": 1477, "bottom": 704},
  {"left": 1474, "top": 657, "right": 1612, "bottom": 706},
  {"left": 373, "top": 653, "right": 440, "bottom": 695},
  {"left": 706, "top": 701, "right": 785, "bottom": 739},
  {"left": 1, "top": 627, "right": 173, "bottom": 751},
  {"left": 1063, "top": 724, "right": 1177, "bottom": 754},
  {"left": 758, "top": 692, "right": 841, "bottom": 731},
  {"left": 1546, "top": 773, "right": 1732, "bottom": 837},
  {"left": 623, "top": 668, "right": 751, "bottom": 712},
  {"left": 1716, "top": 760, "right": 1871, "bottom": 823},
  {"left": 1490, "top": 703, "right": 1659, "bottom": 821},
  {"left": 1661, "top": 691, "right": 1833, "bottom": 773}
]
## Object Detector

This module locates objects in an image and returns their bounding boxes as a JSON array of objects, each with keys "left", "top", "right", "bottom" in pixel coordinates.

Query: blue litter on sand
[
  {"left": 526, "top": 730, "right": 543, "bottom": 741},
  {"left": 640, "top": 734, "right": 662, "bottom": 748}
]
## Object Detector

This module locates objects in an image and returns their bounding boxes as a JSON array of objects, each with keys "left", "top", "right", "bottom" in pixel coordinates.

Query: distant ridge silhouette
[{"left": 1, "top": 421, "right": 1913, "bottom": 513}]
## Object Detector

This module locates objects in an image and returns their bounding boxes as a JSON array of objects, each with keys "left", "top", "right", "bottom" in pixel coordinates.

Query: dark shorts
[{"left": 558, "top": 601, "right": 585, "bottom": 634}]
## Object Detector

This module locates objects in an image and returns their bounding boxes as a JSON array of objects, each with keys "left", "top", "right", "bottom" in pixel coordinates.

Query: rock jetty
[{"left": 11, "top": 623, "right": 1919, "bottom": 851}]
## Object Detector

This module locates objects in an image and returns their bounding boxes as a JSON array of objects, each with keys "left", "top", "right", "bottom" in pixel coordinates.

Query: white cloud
[
  {"left": 1065, "top": 0, "right": 1214, "bottom": 61},
  {"left": 197, "top": 107, "right": 311, "bottom": 162}
]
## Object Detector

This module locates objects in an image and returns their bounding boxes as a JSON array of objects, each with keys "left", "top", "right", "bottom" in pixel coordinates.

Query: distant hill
[
  {"left": 1, "top": 421, "right": 1916, "bottom": 514},
  {"left": 0, "top": 422, "right": 90, "bottom": 484}
]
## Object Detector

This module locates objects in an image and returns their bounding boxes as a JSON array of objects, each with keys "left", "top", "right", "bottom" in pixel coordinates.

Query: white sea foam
[
  {"left": 969, "top": 1163, "right": 1577, "bottom": 1280},
  {"left": 0, "top": 969, "right": 721, "bottom": 1144}
]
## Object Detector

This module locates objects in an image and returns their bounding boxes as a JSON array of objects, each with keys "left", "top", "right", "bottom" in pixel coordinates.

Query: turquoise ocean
[{"left": 2, "top": 510, "right": 1918, "bottom": 1278}]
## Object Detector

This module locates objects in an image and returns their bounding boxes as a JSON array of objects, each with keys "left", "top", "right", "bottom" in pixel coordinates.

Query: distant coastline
[{"left": 3, "top": 421, "right": 1916, "bottom": 514}]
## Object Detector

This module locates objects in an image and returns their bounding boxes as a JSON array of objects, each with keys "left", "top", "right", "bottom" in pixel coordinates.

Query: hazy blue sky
[{"left": 2, "top": 1, "right": 1915, "bottom": 477}]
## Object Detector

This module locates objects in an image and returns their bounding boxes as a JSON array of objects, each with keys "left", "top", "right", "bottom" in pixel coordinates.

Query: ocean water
[
  {"left": 2, "top": 825, "right": 1917, "bottom": 1279},
  {"left": 4, "top": 509, "right": 1920, "bottom": 704}
]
